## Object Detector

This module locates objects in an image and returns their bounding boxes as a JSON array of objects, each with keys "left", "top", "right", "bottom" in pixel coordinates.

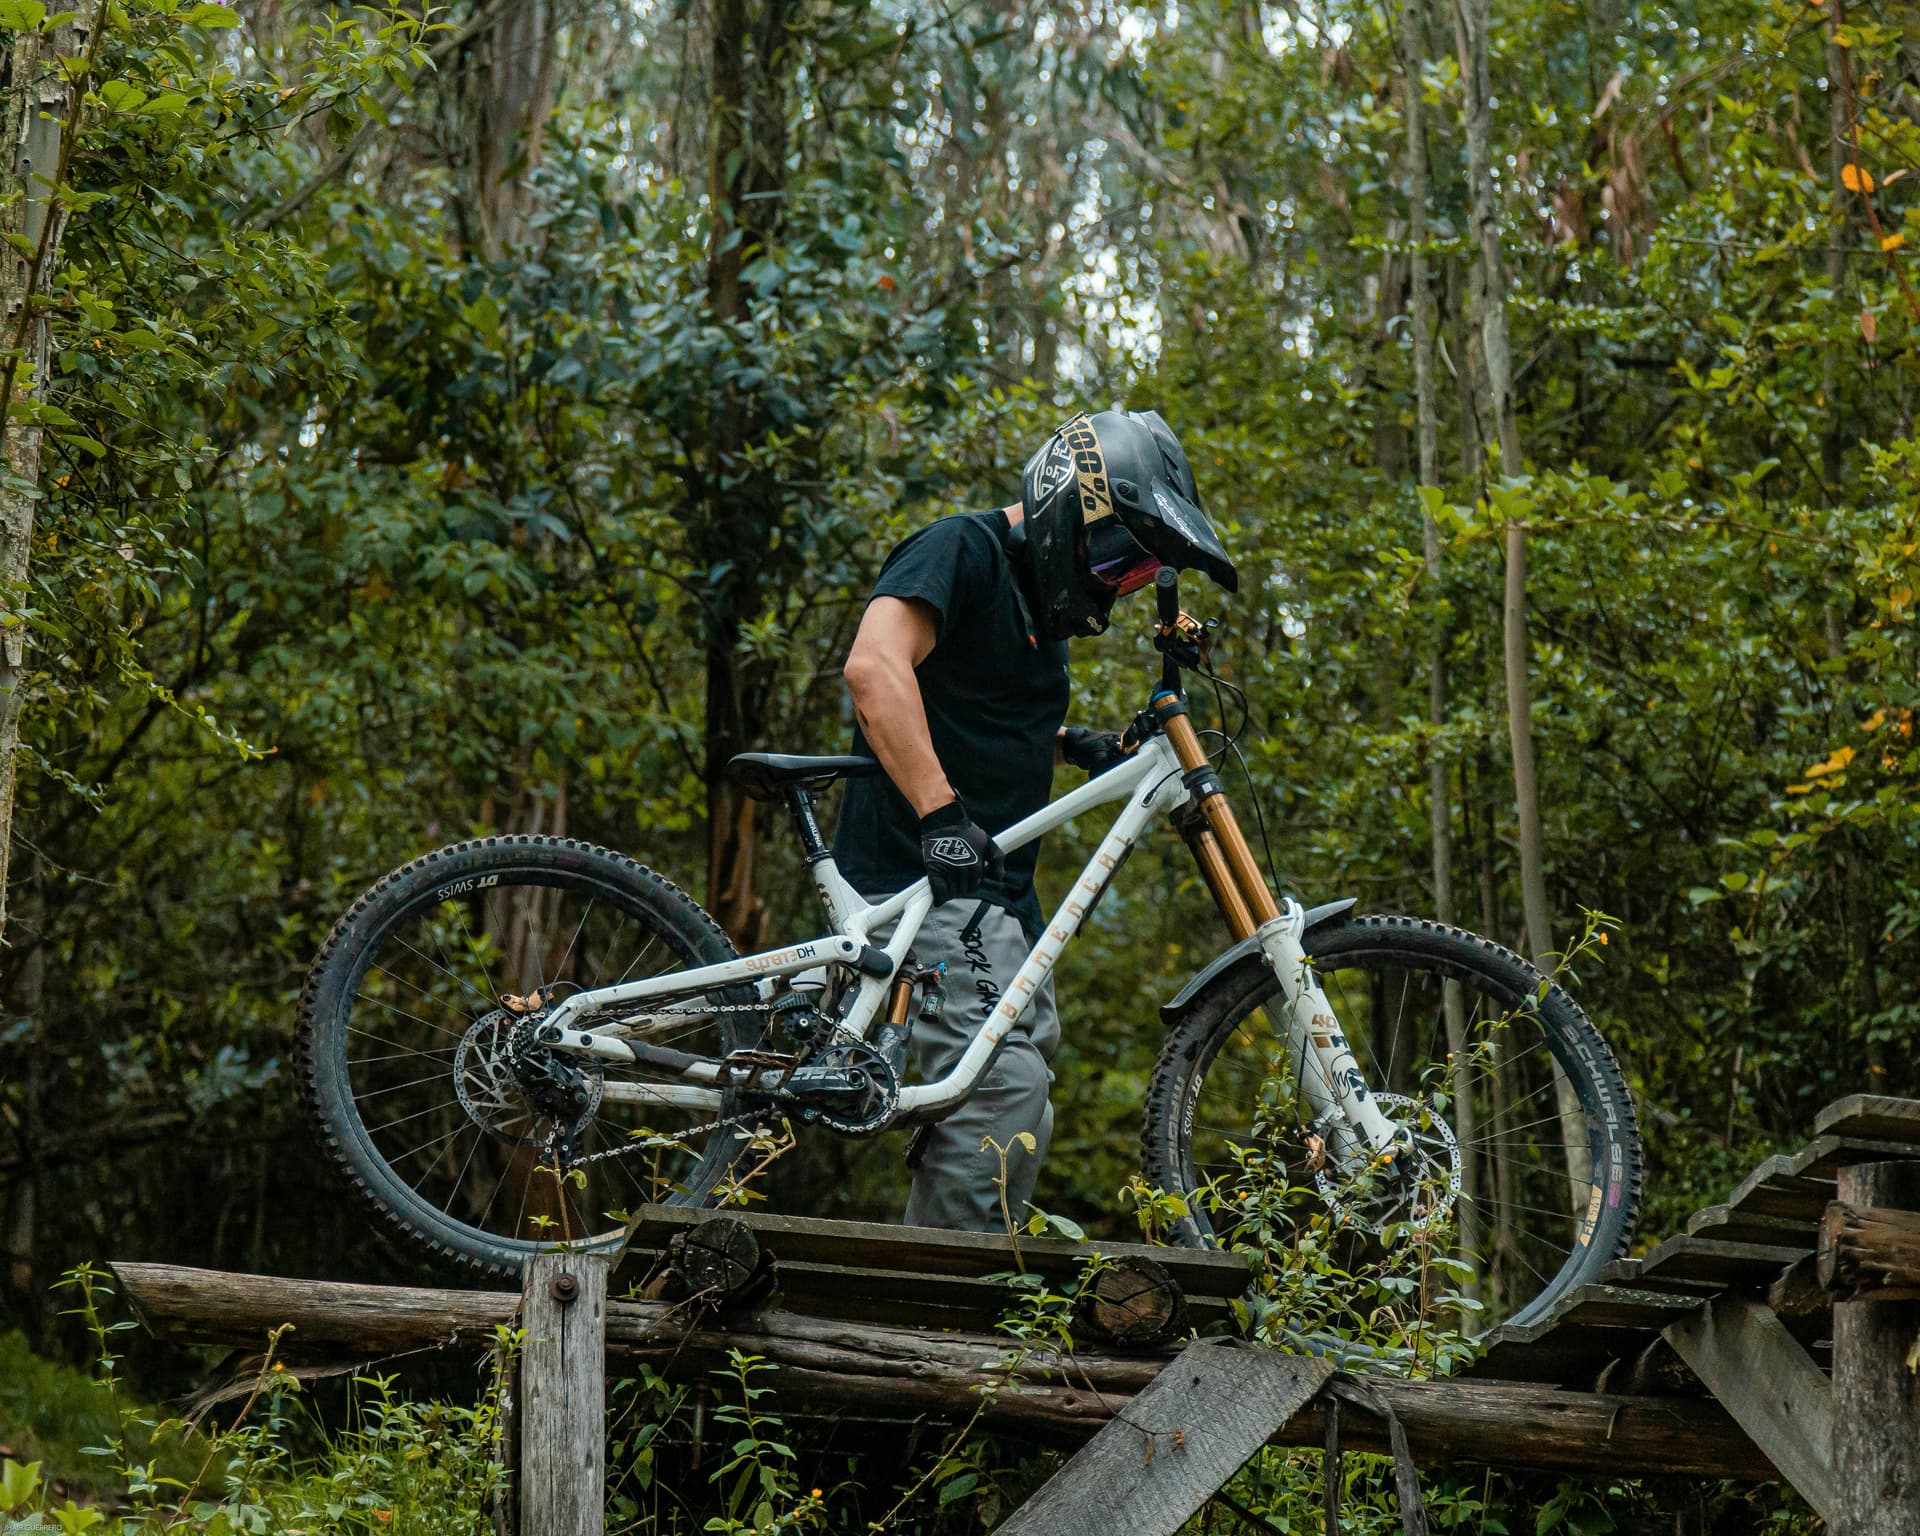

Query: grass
[{"left": 0, "top": 1330, "right": 202, "bottom": 1502}]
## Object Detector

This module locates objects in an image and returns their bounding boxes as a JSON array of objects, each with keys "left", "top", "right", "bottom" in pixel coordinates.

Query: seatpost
[{"left": 783, "top": 786, "right": 831, "bottom": 863}]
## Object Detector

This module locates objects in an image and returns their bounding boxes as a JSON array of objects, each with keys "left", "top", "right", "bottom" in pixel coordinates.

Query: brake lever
[
  {"left": 1120, "top": 709, "right": 1157, "bottom": 754},
  {"left": 1153, "top": 611, "right": 1214, "bottom": 670}
]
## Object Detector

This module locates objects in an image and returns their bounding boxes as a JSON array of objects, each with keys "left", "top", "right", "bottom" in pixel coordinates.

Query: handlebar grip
[{"left": 1155, "top": 566, "right": 1180, "bottom": 627}]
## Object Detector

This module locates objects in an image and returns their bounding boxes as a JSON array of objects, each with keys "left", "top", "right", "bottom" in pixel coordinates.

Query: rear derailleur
[{"left": 456, "top": 990, "right": 599, "bottom": 1159}]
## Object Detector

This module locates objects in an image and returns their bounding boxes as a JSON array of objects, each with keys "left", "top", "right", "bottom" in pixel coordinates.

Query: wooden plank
[
  {"left": 1548, "top": 1283, "right": 1707, "bottom": 1331},
  {"left": 619, "top": 1205, "right": 1253, "bottom": 1296},
  {"left": 1712, "top": 1134, "right": 1918, "bottom": 1231},
  {"left": 763, "top": 1260, "right": 1232, "bottom": 1330},
  {"left": 1664, "top": 1294, "right": 1835, "bottom": 1523},
  {"left": 994, "top": 1340, "right": 1334, "bottom": 1536},
  {"left": 522, "top": 1253, "right": 607, "bottom": 1536},
  {"left": 1686, "top": 1204, "right": 1817, "bottom": 1248},
  {"left": 1726, "top": 1153, "right": 1838, "bottom": 1224},
  {"left": 1631, "top": 1235, "right": 1807, "bottom": 1292},
  {"left": 1813, "top": 1095, "right": 1920, "bottom": 1146},
  {"left": 1829, "top": 1161, "right": 1920, "bottom": 1535},
  {"left": 1793, "top": 1136, "right": 1920, "bottom": 1182},
  {"left": 112, "top": 1261, "right": 1779, "bottom": 1480},
  {"left": 1464, "top": 1284, "right": 1704, "bottom": 1386},
  {"left": 1465, "top": 1325, "right": 1642, "bottom": 1388}
]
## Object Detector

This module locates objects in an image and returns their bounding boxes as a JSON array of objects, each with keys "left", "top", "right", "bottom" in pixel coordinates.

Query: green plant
[{"left": 702, "top": 1351, "right": 823, "bottom": 1535}]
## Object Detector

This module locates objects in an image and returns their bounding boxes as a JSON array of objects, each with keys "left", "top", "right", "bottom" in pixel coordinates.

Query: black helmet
[{"left": 1017, "top": 409, "right": 1238, "bottom": 642}]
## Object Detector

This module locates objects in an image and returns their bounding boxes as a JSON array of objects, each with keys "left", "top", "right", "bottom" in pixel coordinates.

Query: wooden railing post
[
  {"left": 521, "top": 1251, "right": 607, "bottom": 1536},
  {"left": 1831, "top": 1161, "right": 1920, "bottom": 1536}
]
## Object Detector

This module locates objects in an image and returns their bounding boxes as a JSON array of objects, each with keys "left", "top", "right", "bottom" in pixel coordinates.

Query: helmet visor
[{"left": 1086, "top": 518, "right": 1163, "bottom": 596}]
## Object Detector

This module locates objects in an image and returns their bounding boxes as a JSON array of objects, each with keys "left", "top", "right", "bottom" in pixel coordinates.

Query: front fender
[{"left": 1158, "top": 898, "right": 1357, "bottom": 1028}]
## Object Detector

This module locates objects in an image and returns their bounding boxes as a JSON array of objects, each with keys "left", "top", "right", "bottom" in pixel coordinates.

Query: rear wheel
[
  {"left": 1142, "top": 915, "right": 1640, "bottom": 1333},
  {"left": 301, "top": 836, "right": 763, "bottom": 1275}
]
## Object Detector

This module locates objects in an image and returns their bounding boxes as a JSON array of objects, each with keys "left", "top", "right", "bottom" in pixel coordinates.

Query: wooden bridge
[{"left": 113, "top": 1094, "right": 1920, "bottom": 1535}]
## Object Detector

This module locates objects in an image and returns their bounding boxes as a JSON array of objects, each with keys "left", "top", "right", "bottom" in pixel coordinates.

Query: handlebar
[
  {"left": 1154, "top": 568, "right": 1183, "bottom": 695},
  {"left": 1155, "top": 566, "right": 1180, "bottom": 629}
]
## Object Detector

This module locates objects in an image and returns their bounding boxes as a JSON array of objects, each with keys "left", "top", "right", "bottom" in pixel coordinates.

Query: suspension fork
[{"left": 1155, "top": 689, "right": 1402, "bottom": 1165}]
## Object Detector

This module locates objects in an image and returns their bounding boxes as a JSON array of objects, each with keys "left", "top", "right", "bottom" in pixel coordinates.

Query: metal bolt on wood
[{"left": 521, "top": 1252, "right": 607, "bottom": 1536}]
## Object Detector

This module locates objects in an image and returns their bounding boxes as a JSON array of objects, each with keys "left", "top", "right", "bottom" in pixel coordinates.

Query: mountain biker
[{"left": 835, "top": 408, "right": 1239, "bottom": 1232}]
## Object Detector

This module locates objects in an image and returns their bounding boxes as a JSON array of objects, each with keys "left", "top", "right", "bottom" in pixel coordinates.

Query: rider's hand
[
  {"left": 918, "top": 799, "right": 1005, "bottom": 904},
  {"left": 1061, "top": 726, "right": 1129, "bottom": 778}
]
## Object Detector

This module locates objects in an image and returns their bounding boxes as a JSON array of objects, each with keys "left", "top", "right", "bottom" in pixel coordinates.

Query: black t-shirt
[{"left": 834, "top": 510, "right": 1071, "bottom": 939}]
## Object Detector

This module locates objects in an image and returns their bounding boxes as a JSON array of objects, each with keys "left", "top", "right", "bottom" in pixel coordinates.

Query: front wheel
[{"left": 1142, "top": 914, "right": 1640, "bottom": 1334}]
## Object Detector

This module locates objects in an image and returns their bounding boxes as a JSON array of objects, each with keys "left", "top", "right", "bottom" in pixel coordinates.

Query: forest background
[{"left": 0, "top": 0, "right": 1917, "bottom": 1519}]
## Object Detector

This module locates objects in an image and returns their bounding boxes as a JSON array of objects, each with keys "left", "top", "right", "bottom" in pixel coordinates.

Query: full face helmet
[{"left": 1017, "top": 409, "right": 1239, "bottom": 642}]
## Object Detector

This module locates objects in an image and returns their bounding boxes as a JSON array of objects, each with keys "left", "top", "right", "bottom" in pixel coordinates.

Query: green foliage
[
  {"left": 2, "top": 1268, "right": 506, "bottom": 1534},
  {"left": 5, "top": 0, "right": 1920, "bottom": 1530}
]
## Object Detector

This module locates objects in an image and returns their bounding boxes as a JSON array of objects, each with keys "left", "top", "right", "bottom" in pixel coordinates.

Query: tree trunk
[
  {"left": 2, "top": 852, "right": 44, "bottom": 1315},
  {"left": 1402, "top": 0, "right": 1478, "bottom": 1286},
  {"left": 699, "top": 0, "right": 793, "bottom": 945},
  {"left": 1450, "top": 0, "right": 1588, "bottom": 1203},
  {"left": 1829, "top": 1161, "right": 1920, "bottom": 1535},
  {"left": 0, "top": 18, "right": 80, "bottom": 947},
  {"left": 465, "top": 0, "right": 557, "bottom": 260},
  {"left": 1823, "top": 4, "right": 1852, "bottom": 496}
]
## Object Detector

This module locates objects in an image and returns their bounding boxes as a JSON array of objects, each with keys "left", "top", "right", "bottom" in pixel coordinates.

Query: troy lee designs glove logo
[{"left": 929, "top": 837, "right": 980, "bottom": 865}]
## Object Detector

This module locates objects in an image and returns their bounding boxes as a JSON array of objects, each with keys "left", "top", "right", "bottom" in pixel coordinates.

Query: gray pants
[{"left": 892, "top": 900, "right": 1059, "bottom": 1232}]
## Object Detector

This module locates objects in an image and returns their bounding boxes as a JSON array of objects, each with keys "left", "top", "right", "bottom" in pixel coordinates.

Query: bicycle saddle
[{"left": 727, "top": 752, "right": 882, "bottom": 801}]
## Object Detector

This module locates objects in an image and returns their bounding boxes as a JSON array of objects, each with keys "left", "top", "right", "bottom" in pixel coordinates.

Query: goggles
[{"left": 1086, "top": 518, "right": 1163, "bottom": 596}]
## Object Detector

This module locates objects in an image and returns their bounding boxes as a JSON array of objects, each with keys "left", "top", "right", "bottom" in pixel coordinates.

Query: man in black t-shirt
[{"left": 835, "top": 410, "right": 1238, "bottom": 1232}]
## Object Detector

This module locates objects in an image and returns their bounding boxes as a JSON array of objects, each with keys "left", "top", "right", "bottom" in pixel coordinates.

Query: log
[
  {"left": 521, "top": 1254, "right": 606, "bottom": 1536},
  {"left": 644, "top": 1216, "right": 774, "bottom": 1309},
  {"left": 1819, "top": 1198, "right": 1920, "bottom": 1301},
  {"left": 109, "top": 1261, "right": 1778, "bottom": 1481},
  {"left": 1072, "top": 1254, "right": 1188, "bottom": 1351},
  {"left": 995, "top": 1340, "right": 1333, "bottom": 1536},
  {"left": 1829, "top": 1162, "right": 1920, "bottom": 1536},
  {"left": 1765, "top": 1254, "right": 1831, "bottom": 1342}
]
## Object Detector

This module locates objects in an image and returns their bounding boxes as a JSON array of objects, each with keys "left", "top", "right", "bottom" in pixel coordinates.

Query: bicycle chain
[
  {"left": 546, "top": 1019, "right": 894, "bottom": 1169},
  {"left": 549, "top": 1106, "right": 769, "bottom": 1171},
  {"left": 545, "top": 998, "right": 881, "bottom": 1168}
]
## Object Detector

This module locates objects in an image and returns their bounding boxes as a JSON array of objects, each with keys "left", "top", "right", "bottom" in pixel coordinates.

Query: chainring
[
  {"left": 1311, "top": 1091, "right": 1461, "bottom": 1237},
  {"left": 795, "top": 1039, "right": 899, "bottom": 1135}
]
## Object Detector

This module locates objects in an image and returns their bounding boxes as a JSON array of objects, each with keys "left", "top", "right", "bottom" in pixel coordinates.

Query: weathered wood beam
[
  {"left": 995, "top": 1340, "right": 1334, "bottom": 1536},
  {"left": 521, "top": 1253, "right": 606, "bottom": 1536},
  {"left": 1766, "top": 1253, "right": 1832, "bottom": 1343},
  {"left": 1829, "top": 1162, "right": 1920, "bottom": 1536},
  {"left": 111, "top": 1261, "right": 1777, "bottom": 1481},
  {"left": 1664, "top": 1293, "right": 1835, "bottom": 1523},
  {"left": 1819, "top": 1198, "right": 1920, "bottom": 1301}
]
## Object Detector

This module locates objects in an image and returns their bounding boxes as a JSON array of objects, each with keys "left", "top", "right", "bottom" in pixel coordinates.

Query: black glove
[
  {"left": 919, "top": 799, "right": 1005, "bottom": 904},
  {"left": 1061, "top": 726, "right": 1129, "bottom": 778}
]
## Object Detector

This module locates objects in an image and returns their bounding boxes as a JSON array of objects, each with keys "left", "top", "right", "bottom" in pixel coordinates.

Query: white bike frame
[{"left": 534, "top": 729, "right": 1402, "bottom": 1162}]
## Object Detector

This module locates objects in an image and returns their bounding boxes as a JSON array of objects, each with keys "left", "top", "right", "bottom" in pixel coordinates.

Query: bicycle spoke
[{"left": 357, "top": 980, "right": 467, "bottom": 1039}]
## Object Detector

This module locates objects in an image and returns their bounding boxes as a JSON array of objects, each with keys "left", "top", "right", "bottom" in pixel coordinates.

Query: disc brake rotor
[
  {"left": 453, "top": 1009, "right": 602, "bottom": 1147},
  {"left": 1312, "top": 1091, "right": 1461, "bottom": 1237}
]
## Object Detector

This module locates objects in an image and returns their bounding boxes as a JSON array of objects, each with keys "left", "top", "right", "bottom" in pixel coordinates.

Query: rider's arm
[{"left": 843, "top": 596, "right": 956, "bottom": 817}]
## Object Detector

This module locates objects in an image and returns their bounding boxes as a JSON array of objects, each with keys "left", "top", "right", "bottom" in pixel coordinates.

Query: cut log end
[
  {"left": 1073, "top": 1255, "right": 1188, "bottom": 1351},
  {"left": 1818, "top": 1197, "right": 1920, "bottom": 1301},
  {"left": 655, "top": 1216, "right": 772, "bottom": 1310}
]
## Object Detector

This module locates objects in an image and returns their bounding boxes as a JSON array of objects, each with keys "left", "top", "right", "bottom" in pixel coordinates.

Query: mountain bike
[{"left": 301, "top": 569, "right": 1640, "bottom": 1331}]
